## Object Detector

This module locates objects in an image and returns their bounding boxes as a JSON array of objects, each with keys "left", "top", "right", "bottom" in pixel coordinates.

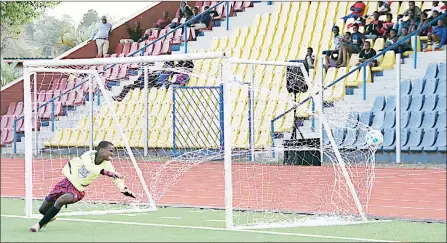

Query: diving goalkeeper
[{"left": 29, "top": 141, "right": 136, "bottom": 232}]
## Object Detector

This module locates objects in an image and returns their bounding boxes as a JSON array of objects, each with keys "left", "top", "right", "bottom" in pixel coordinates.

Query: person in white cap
[{"left": 89, "top": 16, "right": 113, "bottom": 57}]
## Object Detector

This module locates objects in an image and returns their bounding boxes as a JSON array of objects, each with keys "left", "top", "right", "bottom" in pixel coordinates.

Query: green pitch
[{"left": 1, "top": 198, "right": 445, "bottom": 242}]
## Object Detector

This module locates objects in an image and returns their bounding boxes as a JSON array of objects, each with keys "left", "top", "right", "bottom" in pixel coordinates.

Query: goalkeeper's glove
[
  {"left": 100, "top": 169, "right": 123, "bottom": 179},
  {"left": 121, "top": 187, "right": 136, "bottom": 199}
]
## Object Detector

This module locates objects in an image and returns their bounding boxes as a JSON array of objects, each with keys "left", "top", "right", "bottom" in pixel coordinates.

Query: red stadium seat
[
  {"left": 159, "top": 40, "right": 172, "bottom": 55},
  {"left": 0, "top": 128, "right": 13, "bottom": 145},
  {"left": 151, "top": 41, "right": 163, "bottom": 55},
  {"left": 172, "top": 28, "right": 184, "bottom": 45},
  {"left": 13, "top": 116, "right": 24, "bottom": 131},
  {"left": 144, "top": 43, "right": 154, "bottom": 56},
  {"left": 107, "top": 65, "right": 121, "bottom": 81},
  {"left": 13, "top": 102, "right": 24, "bottom": 118},
  {"left": 50, "top": 78, "right": 61, "bottom": 90},
  {"left": 117, "top": 64, "right": 129, "bottom": 79},
  {"left": 18, "top": 116, "right": 40, "bottom": 132},
  {"left": 233, "top": 1, "right": 244, "bottom": 11},
  {"left": 115, "top": 43, "right": 124, "bottom": 55},
  {"left": 73, "top": 90, "right": 85, "bottom": 106},
  {"left": 44, "top": 90, "right": 55, "bottom": 103},
  {"left": 149, "top": 29, "right": 160, "bottom": 41},
  {"left": 42, "top": 102, "right": 63, "bottom": 119},
  {"left": 129, "top": 42, "right": 139, "bottom": 54},
  {"left": 6, "top": 102, "right": 16, "bottom": 116},
  {"left": 121, "top": 42, "right": 132, "bottom": 55},
  {"left": 57, "top": 78, "right": 68, "bottom": 91},
  {"left": 37, "top": 90, "right": 46, "bottom": 105},
  {"left": 1, "top": 116, "right": 9, "bottom": 129},
  {"left": 37, "top": 104, "right": 46, "bottom": 118},
  {"left": 63, "top": 91, "right": 77, "bottom": 106},
  {"left": 65, "top": 81, "right": 75, "bottom": 92}
]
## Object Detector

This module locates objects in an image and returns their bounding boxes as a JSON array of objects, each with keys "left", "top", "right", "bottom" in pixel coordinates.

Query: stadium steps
[{"left": 173, "top": 1, "right": 274, "bottom": 54}]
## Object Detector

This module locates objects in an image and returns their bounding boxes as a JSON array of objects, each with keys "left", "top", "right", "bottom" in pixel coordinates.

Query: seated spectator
[
  {"left": 402, "top": 1, "right": 422, "bottom": 17},
  {"left": 426, "top": 19, "right": 447, "bottom": 51},
  {"left": 155, "top": 61, "right": 175, "bottom": 88},
  {"left": 191, "top": 6, "right": 213, "bottom": 31},
  {"left": 383, "top": 29, "right": 399, "bottom": 49},
  {"left": 335, "top": 31, "right": 352, "bottom": 67},
  {"left": 152, "top": 11, "right": 172, "bottom": 30},
  {"left": 322, "top": 26, "right": 342, "bottom": 56},
  {"left": 418, "top": 12, "right": 432, "bottom": 37},
  {"left": 120, "top": 21, "right": 142, "bottom": 44},
  {"left": 337, "top": 24, "right": 364, "bottom": 67},
  {"left": 176, "top": 1, "right": 193, "bottom": 19},
  {"left": 396, "top": 9, "right": 420, "bottom": 35},
  {"left": 341, "top": 1, "right": 366, "bottom": 22},
  {"left": 429, "top": 10, "right": 441, "bottom": 27},
  {"left": 395, "top": 27, "right": 413, "bottom": 63},
  {"left": 378, "top": 1, "right": 391, "bottom": 15},
  {"left": 356, "top": 41, "right": 377, "bottom": 67},
  {"left": 364, "top": 11, "right": 384, "bottom": 40},
  {"left": 424, "top": 1, "right": 442, "bottom": 17},
  {"left": 305, "top": 47, "right": 315, "bottom": 69},
  {"left": 381, "top": 13, "right": 395, "bottom": 37},
  {"left": 441, "top": 1, "right": 447, "bottom": 12},
  {"left": 324, "top": 52, "right": 339, "bottom": 70}
]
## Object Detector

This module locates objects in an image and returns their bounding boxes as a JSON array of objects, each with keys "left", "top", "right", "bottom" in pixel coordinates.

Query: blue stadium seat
[
  {"left": 399, "top": 128, "right": 410, "bottom": 150},
  {"left": 359, "top": 112, "right": 372, "bottom": 126},
  {"left": 371, "top": 111, "right": 385, "bottom": 130},
  {"left": 340, "top": 128, "right": 357, "bottom": 148},
  {"left": 421, "top": 94, "right": 437, "bottom": 111},
  {"left": 401, "top": 95, "right": 411, "bottom": 111},
  {"left": 322, "top": 130, "right": 330, "bottom": 146},
  {"left": 435, "top": 81, "right": 446, "bottom": 95},
  {"left": 435, "top": 111, "right": 446, "bottom": 129},
  {"left": 436, "top": 63, "right": 446, "bottom": 79},
  {"left": 383, "top": 96, "right": 396, "bottom": 112},
  {"left": 420, "top": 111, "right": 437, "bottom": 129},
  {"left": 400, "top": 81, "right": 412, "bottom": 95},
  {"left": 346, "top": 112, "right": 359, "bottom": 128},
  {"left": 381, "top": 128, "right": 396, "bottom": 151},
  {"left": 332, "top": 128, "right": 346, "bottom": 146},
  {"left": 425, "top": 128, "right": 446, "bottom": 152},
  {"left": 409, "top": 79, "right": 425, "bottom": 95},
  {"left": 382, "top": 111, "right": 396, "bottom": 129},
  {"left": 401, "top": 111, "right": 411, "bottom": 128},
  {"left": 402, "top": 128, "right": 423, "bottom": 151},
  {"left": 408, "top": 95, "right": 424, "bottom": 112},
  {"left": 407, "top": 111, "right": 423, "bottom": 128},
  {"left": 354, "top": 129, "right": 368, "bottom": 148},
  {"left": 411, "top": 128, "right": 437, "bottom": 151},
  {"left": 434, "top": 95, "right": 446, "bottom": 111},
  {"left": 424, "top": 63, "right": 438, "bottom": 80},
  {"left": 423, "top": 78, "right": 438, "bottom": 95},
  {"left": 370, "top": 96, "right": 385, "bottom": 112}
]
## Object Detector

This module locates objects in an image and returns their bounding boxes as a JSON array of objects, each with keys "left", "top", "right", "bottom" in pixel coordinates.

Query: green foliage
[
  {"left": 0, "top": 61, "right": 23, "bottom": 87},
  {"left": 79, "top": 9, "right": 99, "bottom": 29}
]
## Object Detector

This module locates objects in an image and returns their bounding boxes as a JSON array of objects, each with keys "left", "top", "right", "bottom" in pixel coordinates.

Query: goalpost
[{"left": 22, "top": 52, "right": 377, "bottom": 228}]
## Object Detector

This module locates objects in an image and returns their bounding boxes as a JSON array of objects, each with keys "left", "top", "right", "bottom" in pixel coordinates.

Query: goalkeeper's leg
[{"left": 29, "top": 193, "right": 76, "bottom": 232}]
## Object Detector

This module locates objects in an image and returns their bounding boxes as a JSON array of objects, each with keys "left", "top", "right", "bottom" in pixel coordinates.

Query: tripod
[{"left": 290, "top": 93, "right": 305, "bottom": 140}]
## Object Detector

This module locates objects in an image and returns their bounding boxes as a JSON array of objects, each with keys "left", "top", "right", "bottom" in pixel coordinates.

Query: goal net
[{"left": 22, "top": 52, "right": 377, "bottom": 228}]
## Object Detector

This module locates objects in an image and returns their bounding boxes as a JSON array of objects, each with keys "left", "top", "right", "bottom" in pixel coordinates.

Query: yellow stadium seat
[
  {"left": 101, "top": 115, "right": 113, "bottom": 129},
  {"left": 93, "top": 116, "right": 104, "bottom": 129},
  {"left": 131, "top": 88, "right": 141, "bottom": 102},
  {"left": 157, "top": 128, "right": 170, "bottom": 148},
  {"left": 398, "top": 2, "right": 409, "bottom": 14},
  {"left": 123, "top": 102, "right": 135, "bottom": 116},
  {"left": 66, "top": 129, "right": 81, "bottom": 147},
  {"left": 133, "top": 101, "right": 144, "bottom": 115},
  {"left": 255, "top": 129, "right": 271, "bottom": 148},
  {"left": 373, "top": 38, "right": 385, "bottom": 51},
  {"left": 345, "top": 66, "right": 360, "bottom": 86},
  {"left": 366, "top": 1, "right": 378, "bottom": 15},
  {"left": 349, "top": 65, "right": 372, "bottom": 86},
  {"left": 74, "top": 129, "right": 90, "bottom": 147},
  {"left": 348, "top": 53, "right": 360, "bottom": 67},
  {"left": 131, "top": 128, "right": 142, "bottom": 148},
  {"left": 119, "top": 115, "right": 129, "bottom": 128},
  {"left": 44, "top": 128, "right": 65, "bottom": 147},
  {"left": 126, "top": 116, "right": 138, "bottom": 129},
  {"left": 374, "top": 51, "right": 395, "bottom": 71},
  {"left": 390, "top": 1, "right": 399, "bottom": 14},
  {"left": 122, "top": 89, "right": 134, "bottom": 102},
  {"left": 211, "top": 37, "right": 220, "bottom": 50},
  {"left": 148, "top": 127, "right": 160, "bottom": 148},
  {"left": 219, "top": 36, "right": 229, "bottom": 49},
  {"left": 76, "top": 115, "right": 88, "bottom": 129},
  {"left": 235, "top": 128, "right": 249, "bottom": 149},
  {"left": 332, "top": 78, "right": 346, "bottom": 101}
]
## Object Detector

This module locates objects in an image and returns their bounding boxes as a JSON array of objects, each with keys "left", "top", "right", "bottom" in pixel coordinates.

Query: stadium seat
[
  {"left": 370, "top": 96, "right": 385, "bottom": 112},
  {"left": 408, "top": 95, "right": 424, "bottom": 112},
  {"left": 382, "top": 111, "right": 396, "bottom": 129},
  {"left": 407, "top": 111, "right": 423, "bottom": 129},
  {"left": 421, "top": 94, "right": 437, "bottom": 111},
  {"left": 381, "top": 128, "right": 396, "bottom": 151},
  {"left": 399, "top": 128, "right": 410, "bottom": 149},
  {"left": 373, "top": 51, "right": 395, "bottom": 71},
  {"left": 435, "top": 81, "right": 446, "bottom": 95},
  {"left": 402, "top": 128, "right": 423, "bottom": 151},
  {"left": 437, "top": 63, "right": 446, "bottom": 79},
  {"left": 383, "top": 96, "right": 396, "bottom": 112},
  {"left": 0, "top": 128, "right": 13, "bottom": 146},
  {"left": 423, "top": 78, "right": 438, "bottom": 95},
  {"left": 5, "top": 102, "right": 16, "bottom": 116},
  {"left": 371, "top": 111, "right": 385, "bottom": 130},
  {"left": 400, "top": 80, "right": 412, "bottom": 95},
  {"left": 434, "top": 95, "right": 446, "bottom": 111},
  {"left": 435, "top": 111, "right": 446, "bottom": 129},
  {"left": 411, "top": 128, "right": 437, "bottom": 151},
  {"left": 421, "top": 111, "right": 437, "bottom": 129},
  {"left": 410, "top": 79, "right": 425, "bottom": 95},
  {"left": 340, "top": 128, "right": 357, "bottom": 148},
  {"left": 354, "top": 128, "right": 368, "bottom": 148},
  {"left": 401, "top": 111, "right": 411, "bottom": 128},
  {"left": 359, "top": 112, "right": 372, "bottom": 126},
  {"left": 424, "top": 63, "right": 438, "bottom": 80},
  {"left": 345, "top": 112, "right": 359, "bottom": 128},
  {"left": 436, "top": 129, "right": 446, "bottom": 152},
  {"left": 401, "top": 95, "right": 411, "bottom": 111}
]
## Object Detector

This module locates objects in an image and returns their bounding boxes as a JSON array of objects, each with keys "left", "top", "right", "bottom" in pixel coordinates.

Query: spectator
[
  {"left": 418, "top": 12, "right": 432, "bottom": 37},
  {"left": 383, "top": 29, "right": 399, "bottom": 49},
  {"left": 177, "top": 1, "right": 192, "bottom": 19},
  {"left": 356, "top": 41, "right": 377, "bottom": 67},
  {"left": 441, "top": 2, "right": 447, "bottom": 12},
  {"left": 191, "top": 6, "right": 213, "bottom": 32},
  {"left": 378, "top": 1, "right": 391, "bottom": 15},
  {"left": 172, "top": 61, "right": 193, "bottom": 86},
  {"left": 120, "top": 21, "right": 142, "bottom": 44},
  {"left": 305, "top": 47, "right": 315, "bottom": 69},
  {"left": 429, "top": 10, "right": 441, "bottom": 27},
  {"left": 324, "top": 52, "right": 339, "bottom": 70},
  {"left": 113, "top": 68, "right": 159, "bottom": 101},
  {"left": 381, "top": 13, "right": 395, "bottom": 37},
  {"left": 364, "top": 11, "right": 384, "bottom": 40},
  {"left": 427, "top": 19, "right": 447, "bottom": 50},
  {"left": 424, "top": 1, "right": 442, "bottom": 17},
  {"left": 89, "top": 16, "right": 113, "bottom": 57},
  {"left": 395, "top": 27, "right": 413, "bottom": 63},
  {"left": 396, "top": 9, "right": 420, "bottom": 35},
  {"left": 335, "top": 31, "right": 352, "bottom": 67},
  {"left": 322, "top": 26, "right": 342, "bottom": 55},
  {"left": 338, "top": 23, "right": 364, "bottom": 67},
  {"left": 341, "top": 1, "right": 366, "bottom": 22},
  {"left": 402, "top": 1, "right": 422, "bottom": 17},
  {"left": 153, "top": 11, "right": 172, "bottom": 30}
]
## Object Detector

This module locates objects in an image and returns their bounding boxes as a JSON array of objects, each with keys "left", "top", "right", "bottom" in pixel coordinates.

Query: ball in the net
[{"left": 366, "top": 129, "right": 383, "bottom": 146}]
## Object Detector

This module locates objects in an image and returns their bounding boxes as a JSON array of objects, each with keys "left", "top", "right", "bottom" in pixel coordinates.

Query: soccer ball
[{"left": 366, "top": 129, "right": 383, "bottom": 146}]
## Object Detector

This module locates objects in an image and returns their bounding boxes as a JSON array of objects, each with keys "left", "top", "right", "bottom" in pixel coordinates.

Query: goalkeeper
[{"left": 29, "top": 141, "right": 136, "bottom": 232}]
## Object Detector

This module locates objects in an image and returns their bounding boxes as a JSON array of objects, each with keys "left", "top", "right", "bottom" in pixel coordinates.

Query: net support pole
[
  {"left": 396, "top": 53, "right": 401, "bottom": 164},
  {"left": 92, "top": 72, "right": 156, "bottom": 210},
  {"left": 24, "top": 68, "right": 33, "bottom": 217},
  {"left": 222, "top": 62, "right": 233, "bottom": 229},
  {"left": 144, "top": 66, "right": 149, "bottom": 156},
  {"left": 89, "top": 74, "right": 94, "bottom": 151},
  {"left": 303, "top": 69, "right": 368, "bottom": 222},
  {"left": 319, "top": 57, "right": 324, "bottom": 163},
  {"left": 248, "top": 64, "right": 255, "bottom": 161},
  {"left": 33, "top": 72, "right": 38, "bottom": 155}
]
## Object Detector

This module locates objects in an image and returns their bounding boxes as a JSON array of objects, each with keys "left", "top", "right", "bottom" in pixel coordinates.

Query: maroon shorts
[{"left": 45, "top": 177, "right": 85, "bottom": 203}]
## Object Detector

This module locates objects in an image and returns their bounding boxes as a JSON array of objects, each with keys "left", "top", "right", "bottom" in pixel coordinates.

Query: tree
[
  {"left": 0, "top": 1, "right": 60, "bottom": 50},
  {"left": 79, "top": 9, "right": 99, "bottom": 29},
  {"left": 1, "top": 60, "right": 23, "bottom": 87}
]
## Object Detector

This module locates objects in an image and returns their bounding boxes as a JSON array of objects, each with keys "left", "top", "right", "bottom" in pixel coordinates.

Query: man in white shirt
[
  {"left": 424, "top": 1, "right": 442, "bottom": 17},
  {"left": 89, "top": 16, "right": 113, "bottom": 57}
]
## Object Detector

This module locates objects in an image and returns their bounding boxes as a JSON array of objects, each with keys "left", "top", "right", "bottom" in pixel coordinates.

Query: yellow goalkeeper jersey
[{"left": 62, "top": 150, "right": 125, "bottom": 192}]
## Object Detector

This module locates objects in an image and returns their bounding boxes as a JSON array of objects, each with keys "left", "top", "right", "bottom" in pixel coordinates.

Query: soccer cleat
[
  {"left": 29, "top": 223, "right": 41, "bottom": 232},
  {"left": 41, "top": 217, "right": 56, "bottom": 228}
]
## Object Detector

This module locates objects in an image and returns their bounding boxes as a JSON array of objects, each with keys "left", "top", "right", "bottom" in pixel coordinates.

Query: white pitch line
[
  {"left": 116, "top": 214, "right": 137, "bottom": 217},
  {"left": 206, "top": 219, "right": 226, "bottom": 222},
  {"left": 159, "top": 216, "right": 183, "bottom": 220},
  {"left": 1, "top": 214, "right": 400, "bottom": 242}
]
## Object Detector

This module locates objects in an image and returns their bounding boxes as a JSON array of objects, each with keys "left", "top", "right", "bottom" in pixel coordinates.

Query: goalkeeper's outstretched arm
[{"left": 101, "top": 169, "right": 136, "bottom": 198}]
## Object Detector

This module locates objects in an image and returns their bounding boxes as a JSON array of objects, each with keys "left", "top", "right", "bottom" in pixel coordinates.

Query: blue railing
[
  {"left": 12, "top": 1, "right": 233, "bottom": 153},
  {"left": 270, "top": 11, "right": 447, "bottom": 153}
]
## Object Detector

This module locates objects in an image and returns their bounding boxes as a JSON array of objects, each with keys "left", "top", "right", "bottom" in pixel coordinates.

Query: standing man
[{"left": 89, "top": 16, "right": 113, "bottom": 57}]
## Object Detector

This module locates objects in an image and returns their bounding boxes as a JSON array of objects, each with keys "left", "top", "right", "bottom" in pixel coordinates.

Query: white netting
[{"left": 23, "top": 55, "right": 377, "bottom": 228}]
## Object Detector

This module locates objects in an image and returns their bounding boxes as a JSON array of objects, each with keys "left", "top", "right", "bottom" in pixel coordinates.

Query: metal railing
[{"left": 270, "top": 11, "right": 447, "bottom": 152}]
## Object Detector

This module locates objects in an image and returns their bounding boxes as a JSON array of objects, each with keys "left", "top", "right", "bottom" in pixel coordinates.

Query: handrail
[{"left": 272, "top": 11, "right": 447, "bottom": 125}]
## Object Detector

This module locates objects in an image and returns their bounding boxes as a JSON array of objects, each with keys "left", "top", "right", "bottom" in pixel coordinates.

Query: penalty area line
[{"left": 0, "top": 214, "right": 399, "bottom": 242}]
